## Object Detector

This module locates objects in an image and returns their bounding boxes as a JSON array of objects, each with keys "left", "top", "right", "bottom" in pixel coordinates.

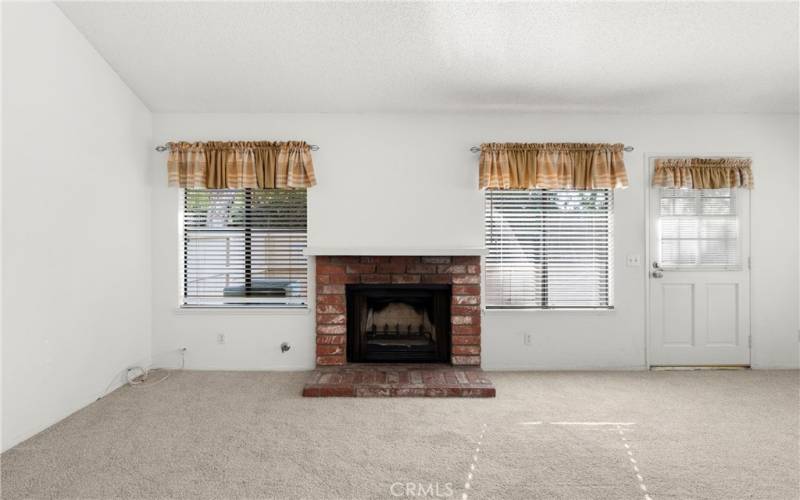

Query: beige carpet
[{"left": 2, "top": 370, "right": 798, "bottom": 499}]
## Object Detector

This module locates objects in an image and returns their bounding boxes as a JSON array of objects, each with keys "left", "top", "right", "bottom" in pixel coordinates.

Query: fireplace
[
  {"left": 347, "top": 285, "right": 451, "bottom": 363},
  {"left": 314, "top": 255, "right": 482, "bottom": 367}
]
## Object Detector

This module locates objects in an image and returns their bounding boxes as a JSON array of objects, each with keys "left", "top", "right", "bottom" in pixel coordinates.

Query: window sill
[
  {"left": 484, "top": 307, "right": 615, "bottom": 314},
  {"left": 175, "top": 305, "right": 310, "bottom": 315}
]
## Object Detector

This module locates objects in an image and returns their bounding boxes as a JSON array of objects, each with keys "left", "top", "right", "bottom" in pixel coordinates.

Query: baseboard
[
  {"left": 164, "top": 365, "right": 316, "bottom": 372},
  {"left": 482, "top": 364, "right": 648, "bottom": 372}
]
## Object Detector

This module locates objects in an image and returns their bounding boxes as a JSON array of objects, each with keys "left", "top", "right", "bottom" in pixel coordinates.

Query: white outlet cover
[{"left": 626, "top": 254, "right": 642, "bottom": 267}]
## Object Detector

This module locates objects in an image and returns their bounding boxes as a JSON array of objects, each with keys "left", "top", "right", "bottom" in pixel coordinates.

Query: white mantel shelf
[{"left": 303, "top": 247, "right": 488, "bottom": 256}]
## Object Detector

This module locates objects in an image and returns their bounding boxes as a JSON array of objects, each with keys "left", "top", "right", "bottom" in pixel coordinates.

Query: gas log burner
[{"left": 346, "top": 284, "right": 451, "bottom": 363}]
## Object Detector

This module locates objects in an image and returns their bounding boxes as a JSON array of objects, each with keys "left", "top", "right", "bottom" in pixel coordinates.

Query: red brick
[
  {"left": 451, "top": 355, "right": 481, "bottom": 366},
  {"left": 438, "top": 264, "right": 466, "bottom": 274},
  {"left": 317, "top": 263, "right": 346, "bottom": 274},
  {"left": 318, "top": 313, "right": 346, "bottom": 325},
  {"left": 312, "top": 255, "right": 486, "bottom": 367},
  {"left": 391, "top": 256, "right": 417, "bottom": 264},
  {"left": 453, "top": 285, "right": 481, "bottom": 296},
  {"left": 377, "top": 261, "right": 407, "bottom": 273},
  {"left": 421, "top": 256, "right": 451, "bottom": 264},
  {"left": 393, "top": 387, "right": 427, "bottom": 397},
  {"left": 302, "top": 385, "right": 356, "bottom": 397},
  {"left": 361, "top": 273, "right": 390, "bottom": 284},
  {"left": 453, "top": 295, "right": 480, "bottom": 305},
  {"left": 318, "top": 284, "right": 345, "bottom": 295},
  {"left": 331, "top": 256, "right": 360, "bottom": 265},
  {"left": 421, "top": 274, "right": 450, "bottom": 284},
  {"left": 407, "top": 263, "right": 436, "bottom": 274},
  {"left": 346, "top": 263, "right": 376, "bottom": 274},
  {"left": 329, "top": 273, "right": 354, "bottom": 284},
  {"left": 361, "top": 256, "right": 391, "bottom": 263},
  {"left": 453, "top": 325, "right": 481, "bottom": 335},
  {"left": 316, "top": 355, "right": 346, "bottom": 366},
  {"left": 317, "top": 295, "right": 345, "bottom": 305},
  {"left": 317, "top": 303, "right": 346, "bottom": 314},
  {"left": 317, "top": 329, "right": 347, "bottom": 339},
  {"left": 453, "top": 345, "right": 481, "bottom": 356},
  {"left": 452, "top": 314, "right": 480, "bottom": 325},
  {"left": 392, "top": 274, "right": 421, "bottom": 284},
  {"left": 313, "top": 385, "right": 355, "bottom": 397},
  {"left": 452, "top": 305, "right": 481, "bottom": 315},
  {"left": 317, "top": 345, "right": 344, "bottom": 356},
  {"left": 302, "top": 365, "right": 494, "bottom": 398}
]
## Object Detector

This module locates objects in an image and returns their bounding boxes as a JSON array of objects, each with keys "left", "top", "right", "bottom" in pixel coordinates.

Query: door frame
[{"left": 643, "top": 152, "right": 753, "bottom": 368}]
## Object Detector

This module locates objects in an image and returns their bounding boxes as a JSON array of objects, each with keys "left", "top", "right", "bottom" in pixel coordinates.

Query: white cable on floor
[
  {"left": 97, "top": 347, "right": 186, "bottom": 399},
  {"left": 127, "top": 366, "right": 170, "bottom": 387}
]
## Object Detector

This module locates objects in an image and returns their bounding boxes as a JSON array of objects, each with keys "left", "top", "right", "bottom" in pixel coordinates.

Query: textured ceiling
[{"left": 57, "top": 1, "right": 799, "bottom": 113}]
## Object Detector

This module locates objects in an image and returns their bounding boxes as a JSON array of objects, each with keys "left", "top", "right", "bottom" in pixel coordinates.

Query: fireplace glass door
[{"left": 346, "top": 285, "right": 451, "bottom": 363}]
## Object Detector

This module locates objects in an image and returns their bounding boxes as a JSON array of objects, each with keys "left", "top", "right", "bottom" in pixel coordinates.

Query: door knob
[{"left": 651, "top": 270, "right": 664, "bottom": 278}]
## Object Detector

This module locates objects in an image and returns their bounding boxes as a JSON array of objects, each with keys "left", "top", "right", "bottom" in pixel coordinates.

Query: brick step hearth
[{"left": 302, "top": 364, "right": 495, "bottom": 397}]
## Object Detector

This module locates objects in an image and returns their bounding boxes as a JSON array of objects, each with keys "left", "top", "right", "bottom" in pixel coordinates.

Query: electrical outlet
[
  {"left": 523, "top": 333, "right": 533, "bottom": 346},
  {"left": 216, "top": 333, "right": 226, "bottom": 344},
  {"left": 626, "top": 254, "right": 642, "bottom": 267}
]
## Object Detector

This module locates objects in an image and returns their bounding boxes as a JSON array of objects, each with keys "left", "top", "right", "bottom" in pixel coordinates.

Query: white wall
[
  {"left": 2, "top": 3, "right": 152, "bottom": 451},
  {"left": 152, "top": 113, "right": 799, "bottom": 371}
]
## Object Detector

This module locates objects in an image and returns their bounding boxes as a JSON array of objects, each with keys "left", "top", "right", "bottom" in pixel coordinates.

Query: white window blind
[
  {"left": 485, "top": 189, "right": 614, "bottom": 309},
  {"left": 182, "top": 189, "right": 308, "bottom": 307},
  {"left": 658, "top": 188, "right": 739, "bottom": 269}
]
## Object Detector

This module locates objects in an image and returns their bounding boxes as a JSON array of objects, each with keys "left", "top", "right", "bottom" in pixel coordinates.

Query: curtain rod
[
  {"left": 469, "top": 145, "right": 634, "bottom": 153},
  {"left": 154, "top": 143, "right": 320, "bottom": 152}
]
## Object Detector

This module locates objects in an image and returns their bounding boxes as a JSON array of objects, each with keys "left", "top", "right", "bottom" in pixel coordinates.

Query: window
[
  {"left": 182, "top": 189, "right": 308, "bottom": 307},
  {"left": 657, "top": 188, "right": 739, "bottom": 269},
  {"left": 484, "top": 189, "right": 614, "bottom": 309}
]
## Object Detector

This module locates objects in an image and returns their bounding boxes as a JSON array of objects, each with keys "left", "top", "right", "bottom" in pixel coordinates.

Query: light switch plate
[{"left": 626, "top": 254, "right": 642, "bottom": 267}]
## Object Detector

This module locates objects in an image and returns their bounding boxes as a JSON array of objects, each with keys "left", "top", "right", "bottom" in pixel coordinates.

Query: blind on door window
[
  {"left": 485, "top": 189, "right": 614, "bottom": 309},
  {"left": 658, "top": 188, "right": 739, "bottom": 269},
  {"left": 183, "top": 189, "right": 308, "bottom": 307}
]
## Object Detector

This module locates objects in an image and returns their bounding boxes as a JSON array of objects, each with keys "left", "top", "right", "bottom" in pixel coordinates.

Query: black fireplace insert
[{"left": 346, "top": 284, "right": 451, "bottom": 363}]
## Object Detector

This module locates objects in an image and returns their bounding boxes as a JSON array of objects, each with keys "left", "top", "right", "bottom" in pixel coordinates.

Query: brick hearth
[
  {"left": 315, "top": 255, "right": 481, "bottom": 367},
  {"left": 302, "top": 364, "right": 495, "bottom": 397}
]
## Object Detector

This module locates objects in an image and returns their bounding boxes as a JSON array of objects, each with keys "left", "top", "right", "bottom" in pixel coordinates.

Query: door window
[{"left": 657, "top": 188, "right": 740, "bottom": 270}]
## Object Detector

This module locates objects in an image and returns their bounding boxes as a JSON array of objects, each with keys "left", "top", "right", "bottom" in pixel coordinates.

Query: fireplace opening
[{"left": 346, "top": 284, "right": 451, "bottom": 363}]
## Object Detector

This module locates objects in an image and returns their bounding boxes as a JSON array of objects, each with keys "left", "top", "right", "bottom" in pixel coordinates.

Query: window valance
[
  {"left": 479, "top": 143, "right": 628, "bottom": 190},
  {"left": 167, "top": 140, "right": 317, "bottom": 189},
  {"left": 653, "top": 158, "right": 753, "bottom": 190}
]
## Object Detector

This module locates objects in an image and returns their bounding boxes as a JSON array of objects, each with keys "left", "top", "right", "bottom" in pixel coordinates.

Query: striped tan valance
[
  {"left": 479, "top": 143, "right": 628, "bottom": 190},
  {"left": 653, "top": 158, "right": 753, "bottom": 190},
  {"left": 167, "top": 140, "right": 316, "bottom": 189}
]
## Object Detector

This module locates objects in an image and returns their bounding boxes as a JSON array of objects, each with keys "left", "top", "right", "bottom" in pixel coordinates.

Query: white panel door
[{"left": 649, "top": 183, "right": 750, "bottom": 366}]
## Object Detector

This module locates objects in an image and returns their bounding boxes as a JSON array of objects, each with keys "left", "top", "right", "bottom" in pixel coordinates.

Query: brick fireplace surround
[{"left": 315, "top": 255, "right": 482, "bottom": 367}]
